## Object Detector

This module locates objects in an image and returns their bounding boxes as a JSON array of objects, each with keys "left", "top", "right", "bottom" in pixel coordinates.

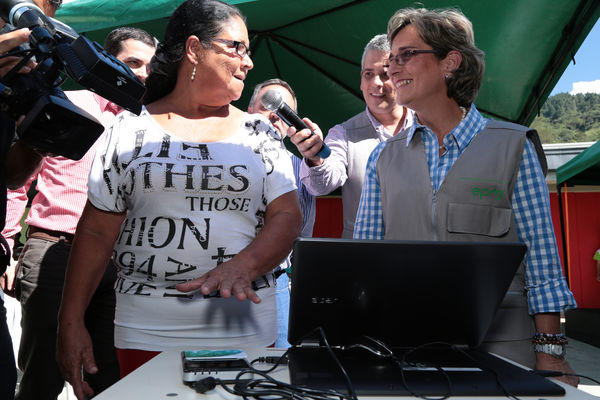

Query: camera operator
[
  {"left": 0, "top": 6, "right": 57, "bottom": 400},
  {"left": 0, "top": 26, "right": 47, "bottom": 191},
  {"left": 0, "top": 22, "right": 155, "bottom": 399}
]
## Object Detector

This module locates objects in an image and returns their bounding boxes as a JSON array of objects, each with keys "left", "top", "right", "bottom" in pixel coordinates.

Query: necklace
[{"left": 439, "top": 106, "right": 468, "bottom": 151}]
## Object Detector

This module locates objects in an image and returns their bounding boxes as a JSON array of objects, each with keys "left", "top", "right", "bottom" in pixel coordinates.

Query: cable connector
[
  {"left": 193, "top": 377, "right": 219, "bottom": 393},
  {"left": 255, "top": 355, "right": 288, "bottom": 364}
]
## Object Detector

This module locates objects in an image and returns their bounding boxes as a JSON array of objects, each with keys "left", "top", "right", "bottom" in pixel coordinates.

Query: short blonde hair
[{"left": 387, "top": 7, "right": 485, "bottom": 106}]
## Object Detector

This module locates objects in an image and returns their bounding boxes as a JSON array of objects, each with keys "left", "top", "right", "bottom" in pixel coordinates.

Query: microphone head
[{"left": 260, "top": 89, "right": 283, "bottom": 112}]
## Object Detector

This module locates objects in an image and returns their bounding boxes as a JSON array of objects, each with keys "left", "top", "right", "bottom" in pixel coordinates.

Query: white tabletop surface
[{"left": 94, "top": 347, "right": 597, "bottom": 400}]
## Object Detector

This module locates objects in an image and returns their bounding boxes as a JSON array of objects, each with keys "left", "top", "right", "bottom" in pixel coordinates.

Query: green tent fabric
[
  {"left": 556, "top": 140, "right": 600, "bottom": 186},
  {"left": 55, "top": 0, "right": 600, "bottom": 132}
]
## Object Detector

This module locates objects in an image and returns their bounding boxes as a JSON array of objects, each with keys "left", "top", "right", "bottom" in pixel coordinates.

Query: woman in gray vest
[{"left": 354, "top": 7, "right": 578, "bottom": 387}]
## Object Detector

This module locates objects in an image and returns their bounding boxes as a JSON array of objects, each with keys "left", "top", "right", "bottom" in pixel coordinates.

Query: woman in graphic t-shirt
[{"left": 57, "top": 1, "right": 301, "bottom": 396}]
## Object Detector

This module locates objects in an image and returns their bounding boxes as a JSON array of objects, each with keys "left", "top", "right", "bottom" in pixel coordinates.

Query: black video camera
[{"left": 0, "top": 0, "right": 145, "bottom": 160}]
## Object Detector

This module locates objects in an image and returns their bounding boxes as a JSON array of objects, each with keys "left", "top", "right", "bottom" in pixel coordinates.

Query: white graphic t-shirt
[{"left": 88, "top": 108, "right": 296, "bottom": 350}]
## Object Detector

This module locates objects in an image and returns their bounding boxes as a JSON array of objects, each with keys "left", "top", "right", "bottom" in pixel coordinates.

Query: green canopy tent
[
  {"left": 555, "top": 140, "right": 600, "bottom": 285},
  {"left": 55, "top": 0, "right": 600, "bottom": 132},
  {"left": 556, "top": 141, "right": 600, "bottom": 187}
]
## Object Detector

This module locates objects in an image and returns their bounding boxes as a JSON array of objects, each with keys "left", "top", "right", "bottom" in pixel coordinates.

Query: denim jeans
[{"left": 275, "top": 273, "right": 291, "bottom": 348}]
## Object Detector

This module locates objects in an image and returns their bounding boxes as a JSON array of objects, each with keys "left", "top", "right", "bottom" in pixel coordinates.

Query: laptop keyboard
[{"left": 288, "top": 346, "right": 565, "bottom": 397}]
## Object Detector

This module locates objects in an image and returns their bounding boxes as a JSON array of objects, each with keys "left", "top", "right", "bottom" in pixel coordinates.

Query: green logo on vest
[{"left": 472, "top": 187, "right": 503, "bottom": 200}]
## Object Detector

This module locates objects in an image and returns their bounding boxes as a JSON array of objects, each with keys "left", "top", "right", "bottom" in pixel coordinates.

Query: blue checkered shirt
[{"left": 354, "top": 105, "right": 576, "bottom": 315}]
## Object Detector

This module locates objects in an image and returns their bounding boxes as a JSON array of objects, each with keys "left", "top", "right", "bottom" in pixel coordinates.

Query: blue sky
[{"left": 551, "top": 19, "right": 600, "bottom": 96}]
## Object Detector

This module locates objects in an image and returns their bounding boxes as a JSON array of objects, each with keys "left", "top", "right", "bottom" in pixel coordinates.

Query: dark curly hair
[{"left": 143, "top": 0, "right": 244, "bottom": 104}]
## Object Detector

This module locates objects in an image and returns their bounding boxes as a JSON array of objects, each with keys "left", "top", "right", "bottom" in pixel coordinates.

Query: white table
[{"left": 95, "top": 347, "right": 597, "bottom": 399}]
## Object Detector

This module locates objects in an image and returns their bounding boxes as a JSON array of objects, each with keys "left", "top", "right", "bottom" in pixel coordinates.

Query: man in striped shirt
[
  {"left": 0, "top": 27, "right": 156, "bottom": 400},
  {"left": 248, "top": 79, "right": 316, "bottom": 347}
]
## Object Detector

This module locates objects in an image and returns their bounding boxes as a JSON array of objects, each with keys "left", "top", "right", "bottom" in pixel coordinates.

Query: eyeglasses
[
  {"left": 388, "top": 49, "right": 437, "bottom": 65},
  {"left": 212, "top": 38, "right": 251, "bottom": 58}
]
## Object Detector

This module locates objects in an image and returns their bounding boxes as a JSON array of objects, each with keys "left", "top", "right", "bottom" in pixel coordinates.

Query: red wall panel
[
  {"left": 313, "top": 196, "right": 343, "bottom": 238},
  {"left": 550, "top": 192, "right": 600, "bottom": 308}
]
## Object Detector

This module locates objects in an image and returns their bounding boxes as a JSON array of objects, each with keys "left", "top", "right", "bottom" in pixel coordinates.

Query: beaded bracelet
[{"left": 531, "top": 332, "right": 568, "bottom": 345}]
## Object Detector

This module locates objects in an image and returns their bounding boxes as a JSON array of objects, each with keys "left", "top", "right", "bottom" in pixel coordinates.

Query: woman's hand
[
  {"left": 535, "top": 353, "right": 579, "bottom": 387},
  {"left": 176, "top": 257, "right": 262, "bottom": 304},
  {"left": 56, "top": 319, "right": 97, "bottom": 400},
  {"left": 56, "top": 203, "right": 126, "bottom": 400},
  {"left": 533, "top": 313, "right": 579, "bottom": 387},
  {"left": 177, "top": 191, "right": 302, "bottom": 305}
]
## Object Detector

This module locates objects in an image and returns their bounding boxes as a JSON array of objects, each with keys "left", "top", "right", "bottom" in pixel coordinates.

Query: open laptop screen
[
  {"left": 288, "top": 238, "right": 527, "bottom": 349},
  {"left": 286, "top": 238, "right": 567, "bottom": 397}
]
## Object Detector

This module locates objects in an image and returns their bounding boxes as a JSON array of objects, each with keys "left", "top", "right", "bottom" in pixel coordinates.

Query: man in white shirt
[{"left": 289, "top": 34, "right": 411, "bottom": 238}]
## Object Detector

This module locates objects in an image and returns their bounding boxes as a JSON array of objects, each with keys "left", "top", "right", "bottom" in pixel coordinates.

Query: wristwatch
[{"left": 533, "top": 343, "right": 566, "bottom": 358}]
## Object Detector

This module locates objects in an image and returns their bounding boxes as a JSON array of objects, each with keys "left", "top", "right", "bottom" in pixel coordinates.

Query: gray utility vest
[
  {"left": 376, "top": 120, "right": 547, "bottom": 368},
  {"left": 341, "top": 111, "right": 382, "bottom": 238}
]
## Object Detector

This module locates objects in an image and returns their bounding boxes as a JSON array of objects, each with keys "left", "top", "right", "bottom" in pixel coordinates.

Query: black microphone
[{"left": 260, "top": 89, "right": 331, "bottom": 159}]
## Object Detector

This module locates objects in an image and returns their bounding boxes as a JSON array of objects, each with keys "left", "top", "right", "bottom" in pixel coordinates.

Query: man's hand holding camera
[{"left": 0, "top": 27, "right": 34, "bottom": 76}]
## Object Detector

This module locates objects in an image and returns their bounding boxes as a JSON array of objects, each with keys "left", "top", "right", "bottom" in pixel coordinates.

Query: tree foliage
[{"left": 530, "top": 92, "right": 600, "bottom": 143}]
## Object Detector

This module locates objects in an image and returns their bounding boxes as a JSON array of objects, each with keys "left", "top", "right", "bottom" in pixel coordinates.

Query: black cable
[
  {"left": 191, "top": 334, "right": 557, "bottom": 400},
  {"left": 564, "top": 373, "right": 600, "bottom": 385},
  {"left": 230, "top": 326, "right": 359, "bottom": 400},
  {"left": 340, "top": 335, "right": 395, "bottom": 359},
  {"left": 449, "top": 344, "right": 521, "bottom": 400},
  {"left": 320, "top": 336, "right": 453, "bottom": 400},
  {"left": 251, "top": 354, "right": 289, "bottom": 365},
  {"left": 343, "top": 337, "right": 453, "bottom": 400},
  {"left": 250, "top": 350, "right": 290, "bottom": 374},
  {"left": 313, "top": 327, "right": 358, "bottom": 400},
  {"left": 189, "top": 340, "right": 352, "bottom": 399},
  {"left": 233, "top": 368, "right": 349, "bottom": 400},
  {"left": 191, "top": 376, "right": 218, "bottom": 393},
  {"left": 348, "top": 337, "right": 521, "bottom": 400},
  {"left": 534, "top": 370, "right": 600, "bottom": 385},
  {"left": 395, "top": 342, "right": 453, "bottom": 400}
]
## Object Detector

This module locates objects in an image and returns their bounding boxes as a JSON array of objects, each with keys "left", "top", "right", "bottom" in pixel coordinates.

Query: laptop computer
[{"left": 286, "top": 238, "right": 566, "bottom": 397}]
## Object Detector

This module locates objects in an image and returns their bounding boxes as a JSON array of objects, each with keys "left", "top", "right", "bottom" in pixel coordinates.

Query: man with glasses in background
[{"left": 287, "top": 34, "right": 412, "bottom": 238}]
